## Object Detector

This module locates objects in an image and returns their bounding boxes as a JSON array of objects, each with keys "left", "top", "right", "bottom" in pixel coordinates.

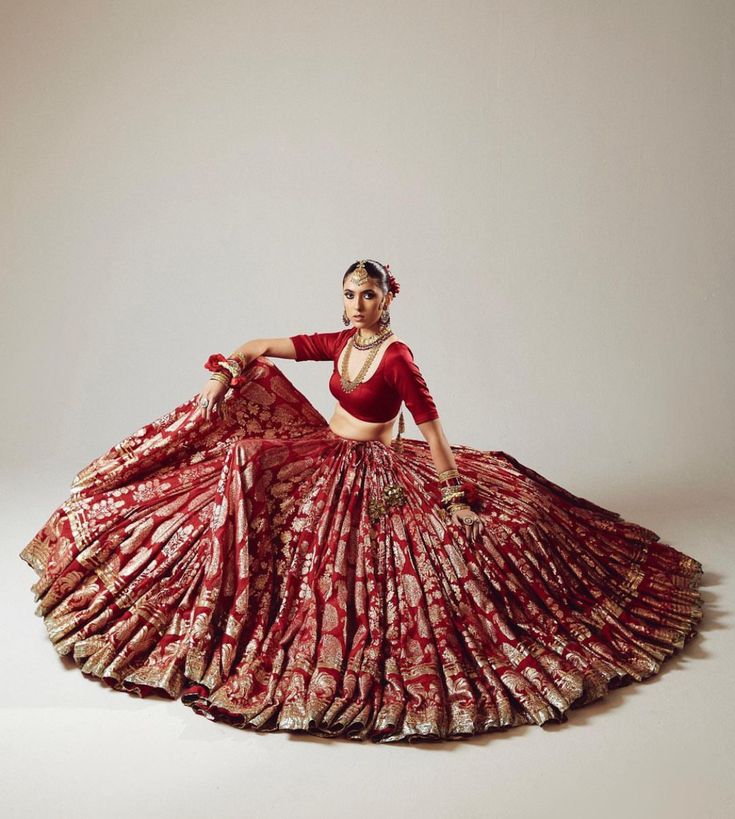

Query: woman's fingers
[
  {"left": 194, "top": 380, "right": 228, "bottom": 421},
  {"left": 197, "top": 394, "right": 211, "bottom": 420},
  {"left": 451, "top": 509, "right": 483, "bottom": 539},
  {"left": 461, "top": 515, "right": 483, "bottom": 540},
  {"left": 206, "top": 398, "right": 220, "bottom": 421}
]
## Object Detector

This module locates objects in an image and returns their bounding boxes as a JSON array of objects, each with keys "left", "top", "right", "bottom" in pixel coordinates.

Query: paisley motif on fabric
[{"left": 19, "top": 356, "right": 704, "bottom": 743}]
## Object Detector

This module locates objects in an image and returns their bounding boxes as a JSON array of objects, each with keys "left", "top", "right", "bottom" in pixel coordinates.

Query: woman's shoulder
[
  {"left": 385, "top": 336, "right": 414, "bottom": 358},
  {"left": 323, "top": 327, "right": 355, "bottom": 338},
  {"left": 290, "top": 327, "right": 356, "bottom": 362},
  {"left": 292, "top": 327, "right": 353, "bottom": 338},
  {"left": 295, "top": 327, "right": 356, "bottom": 346},
  {"left": 382, "top": 338, "right": 421, "bottom": 377}
]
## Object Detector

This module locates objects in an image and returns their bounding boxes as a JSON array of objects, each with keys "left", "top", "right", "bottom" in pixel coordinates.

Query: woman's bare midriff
[{"left": 328, "top": 402, "right": 399, "bottom": 446}]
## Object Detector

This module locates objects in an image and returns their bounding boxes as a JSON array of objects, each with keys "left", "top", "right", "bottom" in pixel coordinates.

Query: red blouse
[{"left": 289, "top": 328, "right": 440, "bottom": 425}]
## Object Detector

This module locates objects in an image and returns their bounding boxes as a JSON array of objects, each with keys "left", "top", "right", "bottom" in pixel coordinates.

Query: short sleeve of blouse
[
  {"left": 290, "top": 331, "right": 346, "bottom": 362},
  {"left": 385, "top": 344, "right": 440, "bottom": 425}
]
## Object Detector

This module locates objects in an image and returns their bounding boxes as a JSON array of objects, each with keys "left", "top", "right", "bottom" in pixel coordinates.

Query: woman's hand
[
  {"left": 451, "top": 506, "right": 483, "bottom": 540},
  {"left": 195, "top": 378, "right": 228, "bottom": 421}
]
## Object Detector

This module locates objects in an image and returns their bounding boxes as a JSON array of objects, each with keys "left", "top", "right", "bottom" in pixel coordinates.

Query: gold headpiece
[{"left": 350, "top": 260, "right": 369, "bottom": 287}]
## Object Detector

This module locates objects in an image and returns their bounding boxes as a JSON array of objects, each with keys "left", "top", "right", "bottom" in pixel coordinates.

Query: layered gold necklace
[{"left": 340, "top": 327, "right": 394, "bottom": 393}]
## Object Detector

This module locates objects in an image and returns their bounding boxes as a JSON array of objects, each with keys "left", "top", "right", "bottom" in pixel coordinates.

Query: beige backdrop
[{"left": 2, "top": 2, "right": 733, "bottom": 819}]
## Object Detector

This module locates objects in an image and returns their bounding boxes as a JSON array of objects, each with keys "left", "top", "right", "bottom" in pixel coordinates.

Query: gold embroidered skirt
[{"left": 19, "top": 358, "right": 704, "bottom": 743}]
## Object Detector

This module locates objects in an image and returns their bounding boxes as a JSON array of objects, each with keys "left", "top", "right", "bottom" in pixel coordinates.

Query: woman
[{"left": 20, "top": 259, "right": 704, "bottom": 744}]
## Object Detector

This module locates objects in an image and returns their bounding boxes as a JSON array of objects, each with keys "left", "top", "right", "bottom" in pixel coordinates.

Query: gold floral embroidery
[{"left": 18, "top": 355, "right": 705, "bottom": 744}]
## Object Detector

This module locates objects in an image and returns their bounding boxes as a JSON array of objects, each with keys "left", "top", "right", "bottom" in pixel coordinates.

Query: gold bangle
[
  {"left": 440, "top": 486, "right": 466, "bottom": 497},
  {"left": 442, "top": 495, "right": 467, "bottom": 509},
  {"left": 226, "top": 355, "right": 245, "bottom": 373},
  {"left": 218, "top": 361, "right": 240, "bottom": 379},
  {"left": 437, "top": 468, "right": 460, "bottom": 482}
]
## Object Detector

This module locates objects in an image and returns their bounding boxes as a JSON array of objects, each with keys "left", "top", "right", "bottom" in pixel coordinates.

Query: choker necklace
[{"left": 352, "top": 327, "right": 393, "bottom": 351}]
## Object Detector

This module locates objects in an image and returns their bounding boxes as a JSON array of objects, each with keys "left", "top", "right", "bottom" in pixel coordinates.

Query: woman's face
[{"left": 343, "top": 277, "right": 392, "bottom": 332}]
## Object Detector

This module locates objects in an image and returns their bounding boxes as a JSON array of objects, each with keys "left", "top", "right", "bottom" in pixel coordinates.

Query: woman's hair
[{"left": 342, "top": 259, "right": 391, "bottom": 294}]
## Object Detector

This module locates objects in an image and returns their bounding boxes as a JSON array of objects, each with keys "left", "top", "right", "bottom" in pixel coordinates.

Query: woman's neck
[{"left": 356, "top": 324, "right": 389, "bottom": 340}]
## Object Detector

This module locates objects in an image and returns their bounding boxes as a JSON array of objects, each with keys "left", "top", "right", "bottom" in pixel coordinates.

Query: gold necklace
[
  {"left": 352, "top": 327, "right": 393, "bottom": 351},
  {"left": 340, "top": 332, "right": 392, "bottom": 392}
]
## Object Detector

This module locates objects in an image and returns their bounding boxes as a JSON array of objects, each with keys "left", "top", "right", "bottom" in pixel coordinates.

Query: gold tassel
[{"left": 392, "top": 409, "right": 405, "bottom": 452}]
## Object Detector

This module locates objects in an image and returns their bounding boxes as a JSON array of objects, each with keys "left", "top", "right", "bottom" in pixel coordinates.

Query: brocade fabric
[{"left": 19, "top": 356, "right": 704, "bottom": 743}]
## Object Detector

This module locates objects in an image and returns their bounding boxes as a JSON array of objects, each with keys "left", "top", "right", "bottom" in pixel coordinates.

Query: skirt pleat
[{"left": 19, "top": 357, "right": 704, "bottom": 743}]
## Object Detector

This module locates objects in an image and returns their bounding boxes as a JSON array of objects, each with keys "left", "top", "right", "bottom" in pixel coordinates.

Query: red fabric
[
  {"left": 290, "top": 328, "right": 440, "bottom": 425},
  {"left": 19, "top": 357, "right": 704, "bottom": 743}
]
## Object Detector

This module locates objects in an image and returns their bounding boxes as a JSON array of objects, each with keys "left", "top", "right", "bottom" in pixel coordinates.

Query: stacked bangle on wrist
[
  {"left": 203, "top": 352, "right": 248, "bottom": 390},
  {"left": 437, "top": 468, "right": 471, "bottom": 516}
]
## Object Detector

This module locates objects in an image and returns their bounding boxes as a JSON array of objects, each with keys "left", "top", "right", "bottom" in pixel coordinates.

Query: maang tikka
[{"left": 350, "top": 260, "right": 369, "bottom": 287}]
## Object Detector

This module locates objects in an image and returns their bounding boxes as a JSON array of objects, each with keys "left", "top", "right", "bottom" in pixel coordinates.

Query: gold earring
[{"left": 342, "top": 309, "right": 350, "bottom": 326}]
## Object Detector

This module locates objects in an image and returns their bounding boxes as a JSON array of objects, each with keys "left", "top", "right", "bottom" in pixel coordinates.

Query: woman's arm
[
  {"left": 196, "top": 338, "right": 296, "bottom": 422},
  {"left": 228, "top": 338, "right": 298, "bottom": 367},
  {"left": 418, "top": 418, "right": 482, "bottom": 536},
  {"left": 417, "top": 418, "right": 458, "bottom": 474}
]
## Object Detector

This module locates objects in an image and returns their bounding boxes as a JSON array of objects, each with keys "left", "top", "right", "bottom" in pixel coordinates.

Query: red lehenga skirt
[{"left": 19, "top": 357, "right": 704, "bottom": 743}]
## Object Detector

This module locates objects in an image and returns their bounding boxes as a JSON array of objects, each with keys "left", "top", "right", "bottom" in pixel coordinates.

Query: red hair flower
[{"left": 385, "top": 264, "right": 400, "bottom": 296}]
